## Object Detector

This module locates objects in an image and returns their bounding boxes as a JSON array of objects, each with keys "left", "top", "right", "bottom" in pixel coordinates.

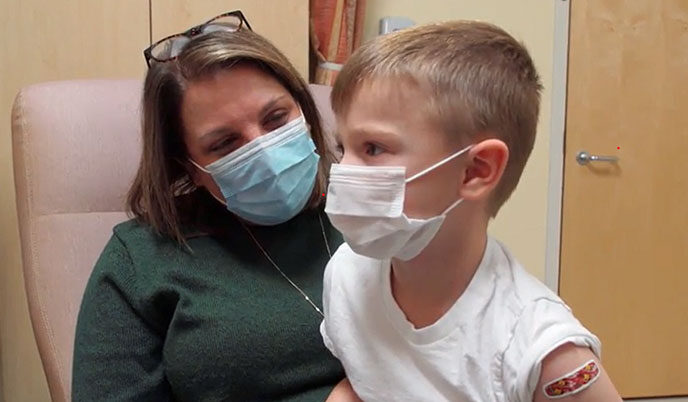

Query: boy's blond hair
[{"left": 331, "top": 20, "right": 542, "bottom": 216}]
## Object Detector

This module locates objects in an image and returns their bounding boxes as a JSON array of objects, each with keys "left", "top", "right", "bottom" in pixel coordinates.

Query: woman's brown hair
[{"left": 128, "top": 29, "right": 335, "bottom": 244}]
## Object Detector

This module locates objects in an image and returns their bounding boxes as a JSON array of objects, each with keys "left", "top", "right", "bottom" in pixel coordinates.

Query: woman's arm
[{"left": 72, "top": 233, "right": 171, "bottom": 401}]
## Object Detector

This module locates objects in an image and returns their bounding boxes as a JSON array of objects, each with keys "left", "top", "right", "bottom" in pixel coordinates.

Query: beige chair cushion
[{"left": 11, "top": 79, "right": 334, "bottom": 402}]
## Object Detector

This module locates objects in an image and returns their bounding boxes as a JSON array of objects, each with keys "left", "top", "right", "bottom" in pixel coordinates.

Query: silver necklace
[{"left": 240, "top": 213, "right": 331, "bottom": 317}]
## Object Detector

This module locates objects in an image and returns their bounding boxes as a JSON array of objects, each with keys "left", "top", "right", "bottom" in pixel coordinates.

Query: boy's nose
[{"left": 339, "top": 154, "right": 365, "bottom": 166}]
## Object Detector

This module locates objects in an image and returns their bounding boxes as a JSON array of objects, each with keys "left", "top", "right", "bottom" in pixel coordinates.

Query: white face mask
[{"left": 325, "top": 145, "right": 472, "bottom": 261}]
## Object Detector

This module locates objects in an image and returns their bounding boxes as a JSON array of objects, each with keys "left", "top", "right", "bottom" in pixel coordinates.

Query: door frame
[{"left": 545, "top": 0, "right": 570, "bottom": 293}]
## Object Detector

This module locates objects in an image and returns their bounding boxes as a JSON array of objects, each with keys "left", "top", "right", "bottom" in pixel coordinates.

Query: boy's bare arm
[
  {"left": 533, "top": 343, "right": 622, "bottom": 402},
  {"left": 326, "top": 378, "right": 363, "bottom": 402}
]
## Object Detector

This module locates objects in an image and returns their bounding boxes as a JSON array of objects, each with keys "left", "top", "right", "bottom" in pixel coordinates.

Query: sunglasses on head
[{"left": 143, "top": 10, "right": 252, "bottom": 67}]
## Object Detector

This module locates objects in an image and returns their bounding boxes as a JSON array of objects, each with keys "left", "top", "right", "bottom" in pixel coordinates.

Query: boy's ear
[{"left": 459, "top": 139, "right": 509, "bottom": 201}]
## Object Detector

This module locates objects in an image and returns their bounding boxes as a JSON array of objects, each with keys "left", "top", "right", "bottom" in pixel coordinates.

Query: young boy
[{"left": 321, "top": 21, "right": 622, "bottom": 401}]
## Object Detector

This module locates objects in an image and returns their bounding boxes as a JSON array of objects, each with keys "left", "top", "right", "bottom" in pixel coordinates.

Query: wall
[
  {"left": 150, "top": 0, "right": 309, "bottom": 79},
  {"left": 363, "top": 0, "right": 556, "bottom": 280},
  {"left": 0, "top": 3, "right": 149, "bottom": 400},
  {"left": 1, "top": 0, "right": 554, "bottom": 399},
  {"left": 0, "top": 1, "right": 307, "bottom": 401}
]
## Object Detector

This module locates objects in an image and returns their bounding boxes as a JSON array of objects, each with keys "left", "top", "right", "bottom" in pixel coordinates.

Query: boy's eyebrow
[{"left": 350, "top": 126, "right": 400, "bottom": 142}]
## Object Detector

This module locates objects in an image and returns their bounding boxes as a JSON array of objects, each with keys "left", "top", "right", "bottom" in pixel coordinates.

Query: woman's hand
[{"left": 326, "top": 378, "right": 362, "bottom": 402}]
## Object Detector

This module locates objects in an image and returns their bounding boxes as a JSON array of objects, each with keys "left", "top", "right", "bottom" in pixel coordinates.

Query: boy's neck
[{"left": 390, "top": 212, "right": 488, "bottom": 329}]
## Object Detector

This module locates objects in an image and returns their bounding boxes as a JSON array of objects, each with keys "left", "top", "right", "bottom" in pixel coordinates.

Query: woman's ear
[
  {"left": 181, "top": 158, "right": 204, "bottom": 187},
  {"left": 459, "top": 139, "right": 509, "bottom": 202},
  {"left": 183, "top": 158, "right": 225, "bottom": 201}
]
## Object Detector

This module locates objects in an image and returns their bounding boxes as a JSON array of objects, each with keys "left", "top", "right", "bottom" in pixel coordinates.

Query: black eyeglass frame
[{"left": 143, "top": 10, "right": 252, "bottom": 67}]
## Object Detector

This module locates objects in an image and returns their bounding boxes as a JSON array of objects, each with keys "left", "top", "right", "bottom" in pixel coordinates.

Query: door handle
[{"left": 575, "top": 150, "right": 619, "bottom": 165}]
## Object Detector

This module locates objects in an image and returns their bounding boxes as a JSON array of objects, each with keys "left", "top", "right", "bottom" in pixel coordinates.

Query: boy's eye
[{"left": 364, "top": 142, "right": 384, "bottom": 156}]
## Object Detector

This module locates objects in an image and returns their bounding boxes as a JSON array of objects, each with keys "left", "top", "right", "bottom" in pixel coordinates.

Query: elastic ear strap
[
  {"left": 188, "top": 158, "right": 210, "bottom": 173},
  {"left": 187, "top": 159, "right": 226, "bottom": 205},
  {"left": 406, "top": 145, "right": 473, "bottom": 183},
  {"left": 441, "top": 198, "right": 464, "bottom": 216},
  {"left": 208, "top": 190, "right": 227, "bottom": 206}
]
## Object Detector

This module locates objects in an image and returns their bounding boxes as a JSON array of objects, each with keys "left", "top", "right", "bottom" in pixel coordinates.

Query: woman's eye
[
  {"left": 364, "top": 143, "right": 384, "bottom": 156},
  {"left": 264, "top": 112, "right": 288, "bottom": 129},
  {"left": 210, "top": 138, "right": 234, "bottom": 153}
]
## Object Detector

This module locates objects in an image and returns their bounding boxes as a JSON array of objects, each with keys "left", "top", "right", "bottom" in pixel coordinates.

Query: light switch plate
[{"left": 379, "top": 16, "right": 415, "bottom": 35}]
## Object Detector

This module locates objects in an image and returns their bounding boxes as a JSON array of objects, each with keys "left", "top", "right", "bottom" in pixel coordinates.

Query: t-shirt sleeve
[
  {"left": 319, "top": 256, "right": 339, "bottom": 359},
  {"left": 320, "top": 320, "right": 338, "bottom": 358},
  {"left": 500, "top": 298, "right": 602, "bottom": 402}
]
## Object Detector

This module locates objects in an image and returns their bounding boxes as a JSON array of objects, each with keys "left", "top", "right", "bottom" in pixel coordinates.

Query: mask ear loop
[
  {"left": 188, "top": 158, "right": 210, "bottom": 173},
  {"left": 405, "top": 144, "right": 473, "bottom": 217},
  {"left": 441, "top": 198, "right": 464, "bottom": 216},
  {"left": 206, "top": 190, "right": 228, "bottom": 206},
  {"left": 187, "top": 158, "right": 227, "bottom": 206},
  {"left": 405, "top": 144, "right": 473, "bottom": 183}
]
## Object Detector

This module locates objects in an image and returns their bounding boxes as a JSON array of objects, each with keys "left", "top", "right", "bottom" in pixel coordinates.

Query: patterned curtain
[{"left": 310, "top": 0, "right": 366, "bottom": 85}]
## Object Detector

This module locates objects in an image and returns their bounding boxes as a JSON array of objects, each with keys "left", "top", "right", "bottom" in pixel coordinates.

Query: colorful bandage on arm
[{"left": 542, "top": 360, "right": 600, "bottom": 399}]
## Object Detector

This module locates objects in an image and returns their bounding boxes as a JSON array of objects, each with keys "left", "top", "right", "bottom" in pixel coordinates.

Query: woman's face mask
[
  {"left": 182, "top": 65, "right": 319, "bottom": 225},
  {"left": 190, "top": 113, "right": 319, "bottom": 225}
]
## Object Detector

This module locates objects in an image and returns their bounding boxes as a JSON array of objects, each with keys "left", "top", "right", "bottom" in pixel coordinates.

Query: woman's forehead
[
  {"left": 186, "top": 65, "right": 291, "bottom": 106},
  {"left": 181, "top": 67, "right": 295, "bottom": 135}
]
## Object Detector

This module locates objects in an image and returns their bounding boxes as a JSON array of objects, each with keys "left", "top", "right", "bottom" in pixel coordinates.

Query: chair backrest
[{"left": 11, "top": 79, "right": 334, "bottom": 401}]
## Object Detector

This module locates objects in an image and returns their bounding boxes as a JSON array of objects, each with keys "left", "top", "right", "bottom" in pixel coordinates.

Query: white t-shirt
[{"left": 320, "top": 237, "right": 601, "bottom": 402}]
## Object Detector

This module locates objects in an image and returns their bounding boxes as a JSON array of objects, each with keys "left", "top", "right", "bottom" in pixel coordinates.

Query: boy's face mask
[{"left": 325, "top": 144, "right": 472, "bottom": 260}]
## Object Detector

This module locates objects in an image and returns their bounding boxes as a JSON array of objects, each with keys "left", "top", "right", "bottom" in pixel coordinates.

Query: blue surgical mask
[{"left": 190, "top": 113, "right": 319, "bottom": 225}]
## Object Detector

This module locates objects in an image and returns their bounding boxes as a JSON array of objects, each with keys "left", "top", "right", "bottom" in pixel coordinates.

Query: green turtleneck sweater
[{"left": 72, "top": 207, "right": 344, "bottom": 401}]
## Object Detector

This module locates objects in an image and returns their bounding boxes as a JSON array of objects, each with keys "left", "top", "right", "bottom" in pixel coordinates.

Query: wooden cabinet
[
  {"left": 0, "top": 2, "right": 307, "bottom": 401},
  {"left": 151, "top": 0, "right": 308, "bottom": 78}
]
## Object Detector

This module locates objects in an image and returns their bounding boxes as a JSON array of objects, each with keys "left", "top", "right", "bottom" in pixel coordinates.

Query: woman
[{"left": 73, "top": 11, "right": 353, "bottom": 401}]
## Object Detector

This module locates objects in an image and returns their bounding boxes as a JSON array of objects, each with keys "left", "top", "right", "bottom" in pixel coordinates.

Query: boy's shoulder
[
  {"left": 486, "top": 238, "right": 589, "bottom": 338},
  {"left": 325, "top": 242, "right": 383, "bottom": 285},
  {"left": 323, "top": 237, "right": 563, "bottom": 308},
  {"left": 489, "top": 237, "right": 561, "bottom": 308},
  {"left": 489, "top": 239, "right": 602, "bottom": 400},
  {"left": 489, "top": 237, "right": 594, "bottom": 333}
]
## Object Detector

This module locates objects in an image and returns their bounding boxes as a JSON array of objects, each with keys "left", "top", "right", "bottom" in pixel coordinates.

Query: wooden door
[{"left": 560, "top": 0, "right": 688, "bottom": 398}]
